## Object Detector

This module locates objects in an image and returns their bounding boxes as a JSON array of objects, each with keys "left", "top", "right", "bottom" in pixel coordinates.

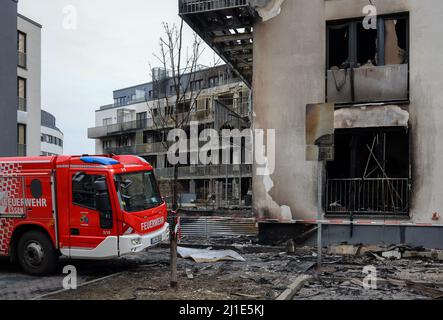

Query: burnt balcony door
[{"left": 326, "top": 128, "right": 410, "bottom": 216}]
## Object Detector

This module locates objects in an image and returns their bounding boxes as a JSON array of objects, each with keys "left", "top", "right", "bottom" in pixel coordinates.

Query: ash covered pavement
[
  {"left": 2, "top": 238, "right": 443, "bottom": 300},
  {"left": 28, "top": 239, "right": 443, "bottom": 300}
]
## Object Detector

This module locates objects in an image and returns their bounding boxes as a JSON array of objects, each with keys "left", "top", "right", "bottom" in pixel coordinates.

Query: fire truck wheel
[{"left": 17, "top": 230, "right": 58, "bottom": 276}]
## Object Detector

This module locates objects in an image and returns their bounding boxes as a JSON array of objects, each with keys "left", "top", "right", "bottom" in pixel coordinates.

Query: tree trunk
[{"left": 170, "top": 164, "right": 179, "bottom": 289}]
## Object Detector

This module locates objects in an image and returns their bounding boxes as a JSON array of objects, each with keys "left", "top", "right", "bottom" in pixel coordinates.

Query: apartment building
[
  {"left": 41, "top": 110, "right": 64, "bottom": 156},
  {"left": 179, "top": 0, "right": 443, "bottom": 247},
  {"left": 17, "top": 13, "right": 42, "bottom": 156},
  {"left": 0, "top": 0, "right": 18, "bottom": 156},
  {"left": 89, "top": 65, "right": 252, "bottom": 208}
]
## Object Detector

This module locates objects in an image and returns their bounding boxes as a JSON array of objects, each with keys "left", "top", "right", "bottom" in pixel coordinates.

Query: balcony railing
[
  {"left": 18, "top": 51, "right": 27, "bottom": 68},
  {"left": 156, "top": 164, "right": 252, "bottom": 179},
  {"left": 179, "top": 0, "right": 250, "bottom": 14},
  {"left": 17, "top": 97, "right": 27, "bottom": 112},
  {"left": 326, "top": 64, "right": 409, "bottom": 105},
  {"left": 326, "top": 178, "right": 410, "bottom": 215},
  {"left": 18, "top": 144, "right": 26, "bottom": 156},
  {"left": 88, "top": 110, "right": 214, "bottom": 139}
]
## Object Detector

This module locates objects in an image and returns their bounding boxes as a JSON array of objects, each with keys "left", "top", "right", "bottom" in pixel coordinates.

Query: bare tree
[{"left": 148, "top": 20, "right": 204, "bottom": 289}]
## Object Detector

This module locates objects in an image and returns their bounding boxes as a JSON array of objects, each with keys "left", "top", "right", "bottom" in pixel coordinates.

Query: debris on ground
[
  {"left": 34, "top": 240, "right": 443, "bottom": 301},
  {"left": 177, "top": 246, "right": 246, "bottom": 263}
]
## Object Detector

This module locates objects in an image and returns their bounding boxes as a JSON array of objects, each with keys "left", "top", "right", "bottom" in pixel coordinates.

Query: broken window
[
  {"left": 327, "top": 13, "right": 409, "bottom": 69},
  {"left": 356, "top": 22, "right": 377, "bottom": 66},
  {"left": 383, "top": 17, "right": 408, "bottom": 65},
  {"left": 326, "top": 128, "right": 410, "bottom": 215},
  {"left": 327, "top": 24, "right": 349, "bottom": 69}
]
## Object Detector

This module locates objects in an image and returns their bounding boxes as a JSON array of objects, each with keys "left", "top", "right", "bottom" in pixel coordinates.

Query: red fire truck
[{"left": 0, "top": 155, "right": 169, "bottom": 275}]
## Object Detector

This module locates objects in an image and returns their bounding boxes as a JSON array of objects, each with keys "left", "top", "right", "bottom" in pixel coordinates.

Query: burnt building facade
[{"left": 180, "top": 0, "right": 443, "bottom": 247}]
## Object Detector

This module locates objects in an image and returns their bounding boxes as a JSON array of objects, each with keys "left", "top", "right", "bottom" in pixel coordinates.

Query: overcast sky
[{"left": 18, "top": 0, "right": 214, "bottom": 155}]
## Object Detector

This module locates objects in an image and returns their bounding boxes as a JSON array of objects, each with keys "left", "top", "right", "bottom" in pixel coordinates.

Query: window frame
[
  {"left": 326, "top": 12, "right": 410, "bottom": 70},
  {"left": 72, "top": 172, "right": 109, "bottom": 211}
]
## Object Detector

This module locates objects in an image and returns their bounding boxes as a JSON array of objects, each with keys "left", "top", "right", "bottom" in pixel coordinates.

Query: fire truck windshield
[{"left": 115, "top": 171, "right": 162, "bottom": 213}]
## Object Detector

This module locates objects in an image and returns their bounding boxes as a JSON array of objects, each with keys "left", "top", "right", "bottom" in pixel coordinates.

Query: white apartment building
[
  {"left": 40, "top": 110, "right": 64, "bottom": 156},
  {"left": 17, "top": 14, "right": 41, "bottom": 156}
]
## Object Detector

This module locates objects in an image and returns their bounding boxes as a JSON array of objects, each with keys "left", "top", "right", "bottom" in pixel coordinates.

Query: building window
[
  {"left": 103, "top": 140, "right": 112, "bottom": 150},
  {"left": 327, "top": 14, "right": 409, "bottom": 69},
  {"left": 208, "top": 76, "right": 219, "bottom": 88},
  {"left": 17, "top": 31, "right": 27, "bottom": 68},
  {"left": 18, "top": 124, "right": 26, "bottom": 156},
  {"left": 136, "top": 112, "right": 147, "bottom": 129},
  {"left": 190, "top": 79, "right": 203, "bottom": 91},
  {"left": 17, "top": 77, "right": 27, "bottom": 111},
  {"left": 72, "top": 172, "right": 107, "bottom": 210},
  {"left": 103, "top": 118, "right": 112, "bottom": 126}
]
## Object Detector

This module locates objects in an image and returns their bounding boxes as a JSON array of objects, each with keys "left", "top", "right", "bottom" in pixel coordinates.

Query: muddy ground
[{"left": 45, "top": 239, "right": 443, "bottom": 300}]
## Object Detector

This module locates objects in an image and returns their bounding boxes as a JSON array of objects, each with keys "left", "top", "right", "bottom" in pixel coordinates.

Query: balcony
[
  {"left": 326, "top": 178, "right": 410, "bottom": 216},
  {"left": 179, "top": 0, "right": 258, "bottom": 87},
  {"left": 326, "top": 64, "right": 409, "bottom": 105},
  {"left": 155, "top": 164, "right": 252, "bottom": 180},
  {"left": 17, "top": 97, "right": 27, "bottom": 112},
  {"left": 18, "top": 51, "right": 27, "bottom": 68},
  {"left": 88, "top": 110, "right": 214, "bottom": 139}
]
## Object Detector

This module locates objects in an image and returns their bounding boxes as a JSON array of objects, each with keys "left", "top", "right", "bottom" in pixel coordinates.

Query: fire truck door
[{"left": 68, "top": 171, "right": 117, "bottom": 255}]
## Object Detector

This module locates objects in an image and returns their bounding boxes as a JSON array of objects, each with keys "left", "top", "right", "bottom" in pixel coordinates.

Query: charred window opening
[
  {"left": 326, "top": 128, "right": 410, "bottom": 215},
  {"left": 384, "top": 18, "right": 408, "bottom": 65},
  {"left": 357, "top": 22, "right": 377, "bottom": 66},
  {"left": 327, "top": 13, "right": 409, "bottom": 69},
  {"left": 328, "top": 25, "right": 349, "bottom": 69}
]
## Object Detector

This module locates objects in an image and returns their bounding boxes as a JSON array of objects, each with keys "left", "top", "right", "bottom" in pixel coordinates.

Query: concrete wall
[
  {"left": 0, "top": 0, "right": 18, "bottom": 156},
  {"left": 253, "top": 0, "right": 325, "bottom": 221},
  {"left": 17, "top": 14, "right": 42, "bottom": 157},
  {"left": 253, "top": 0, "right": 443, "bottom": 226}
]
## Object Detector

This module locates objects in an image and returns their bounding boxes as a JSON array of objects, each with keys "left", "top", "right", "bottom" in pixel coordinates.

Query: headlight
[{"left": 131, "top": 238, "right": 142, "bottom": 246}]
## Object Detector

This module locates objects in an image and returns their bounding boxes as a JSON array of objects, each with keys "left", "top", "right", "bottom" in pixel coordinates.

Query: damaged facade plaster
[
  {"left": 251, "top": 0, "right": 286, "bottom": 22},
  {"left": 334, "top": 105, "right": 409, "bottom": 129},
  {"left": 253, "top": 0, "right": 324, "bottom": 221},
  {"left": 253, "top": 0, "right": 443, "bottom": 234}
]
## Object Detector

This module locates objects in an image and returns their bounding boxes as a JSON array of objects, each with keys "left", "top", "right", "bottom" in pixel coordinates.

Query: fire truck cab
[{"left": 0, "top": 155, "right": 169, "bottom": 275}]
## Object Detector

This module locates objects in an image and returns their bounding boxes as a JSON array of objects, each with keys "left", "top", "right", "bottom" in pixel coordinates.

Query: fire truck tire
[{"left": 17, "top": 230, "right": 58, "bottom": 276}]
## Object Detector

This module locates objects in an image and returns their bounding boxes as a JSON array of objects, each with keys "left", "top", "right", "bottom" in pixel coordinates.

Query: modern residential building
[
  {"left": 41, "top": 110, "right": 64, "bottom": 156},
  {"left": 17, "top": 13, "right": 42, "bottom": 157},
  {"left": 0, "top": 0, "right": 18, "bottom": 156},
  {"left": 89, "top": 65, "right": 252, "bottom": 209},
  {"left": 179, "top": 0, "right": 443, "bottom": 247}
]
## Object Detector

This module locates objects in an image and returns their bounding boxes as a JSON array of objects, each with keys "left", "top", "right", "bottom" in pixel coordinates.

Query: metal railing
[
  {"left": 18, "top": 52, "right": 27, "bottom": 68},
  {"left": 178, "top": 216, "right": 257, "bottom": 238},
  {"left": 17, "top": 97, "right": 27, "bottom": 112},
  {"left": 180, "top": 0, "right": 250, "bottom": 14},
  {"left": 326, "top": 178, "right": 410, "bottom": 215},
  {"left": 88, "top": 110, "right": 214, "bottom": 139}
]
